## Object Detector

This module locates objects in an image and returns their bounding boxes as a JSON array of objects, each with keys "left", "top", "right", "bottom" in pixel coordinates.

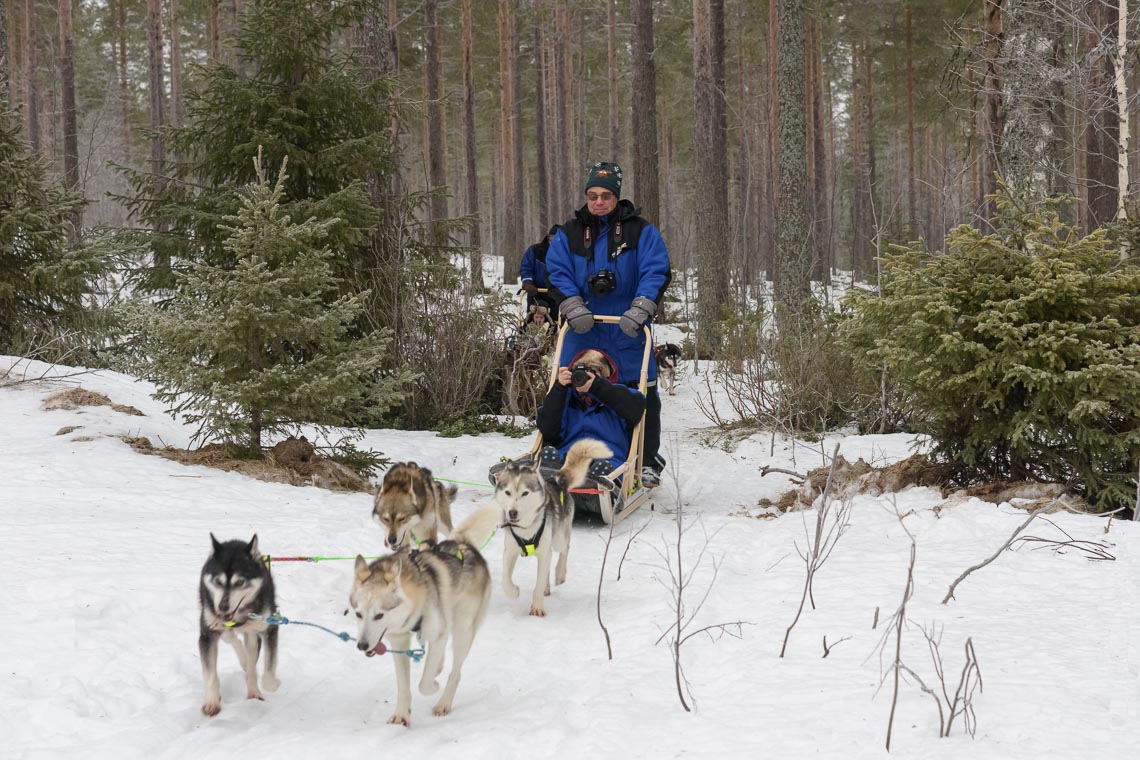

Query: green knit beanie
[{"left": 583, "top": 161, "right": 623, "bottom": 198}]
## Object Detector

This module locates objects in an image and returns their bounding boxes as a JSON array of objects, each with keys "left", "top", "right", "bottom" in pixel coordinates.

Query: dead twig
[
  {"left": 822, "top": 634, "right": 851, "bottom": 658},
  {"left": 941, "top": 499, "right": 1059, "bottom": 604},
  {"left": 616, "top": 518, "right": 651, "bottom": 581},
  {"left": 760, "top": 464, "right": 807, "bottom": 483},
  {"left": 780, "top": 443, "right": 851, "bottom": 657}
]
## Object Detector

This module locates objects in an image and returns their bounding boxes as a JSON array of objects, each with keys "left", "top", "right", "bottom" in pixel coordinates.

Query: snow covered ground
[{"left": 2, "top": 356, "right": 1138, "bottom": 759}]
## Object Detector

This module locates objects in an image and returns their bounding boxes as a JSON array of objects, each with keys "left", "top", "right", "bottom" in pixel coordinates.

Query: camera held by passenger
[
  {"left": 571, "top": 364, "right": 593, "bottom": 388},
  {"left": 587, "top": 269, "right": 616, "bottom": 297}
]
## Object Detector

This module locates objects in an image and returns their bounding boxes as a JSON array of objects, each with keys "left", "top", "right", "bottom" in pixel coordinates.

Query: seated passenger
[{"left": 535, "top": 349, "right": 645, "bottom": 477}]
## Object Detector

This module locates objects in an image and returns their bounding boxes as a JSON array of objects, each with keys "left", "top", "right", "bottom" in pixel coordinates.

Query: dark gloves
[
  {"left": 521, "top": 281, "right": 539, "bottom": 296},
  {"left": 619, "top": 296, "right": 657, "bottom": 337},
  {"left": 559, "top": 295, "right": 595, "bottom": 334}
]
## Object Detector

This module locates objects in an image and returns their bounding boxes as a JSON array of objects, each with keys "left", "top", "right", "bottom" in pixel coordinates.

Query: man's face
[{"left": 586, "top": 187, "right": 618, "bottom": 217}]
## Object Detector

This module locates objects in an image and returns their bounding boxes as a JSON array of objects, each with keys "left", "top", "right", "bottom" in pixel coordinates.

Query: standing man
[
  {"left": 520, "top": 224, "right": 560, "bottom": 314},
  {"left": 545, "top": 162, "right": 670, "bottom": 487}
]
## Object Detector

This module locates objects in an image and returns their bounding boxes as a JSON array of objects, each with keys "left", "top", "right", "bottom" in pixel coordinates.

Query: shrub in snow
[
  {"left": 0, "top": 105, "right": 109, "bottom": 358},
  {"left": 125, "top": 155, "right": 408, "bottom": 457},
  {"left": 842, "top": 184, "right": 1140, "bottom": 510}
]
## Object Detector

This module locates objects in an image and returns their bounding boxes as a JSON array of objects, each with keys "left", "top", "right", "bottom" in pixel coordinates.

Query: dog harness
[{"left": 508, "top": 513, "right": 546, "bottom": 557}]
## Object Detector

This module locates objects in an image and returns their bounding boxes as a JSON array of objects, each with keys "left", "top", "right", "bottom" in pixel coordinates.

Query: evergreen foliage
[
  {"left": 117, "top": 0, "right": 396, "bottom": 294},
  {"left": 0, "top": 104, "right": 106, "bottom": 358},
  {"left": 125, "top": 154, "right": 408, "bottom": 457},
  {"left": 843, "top": 185, "right": 1140, "bottom": 510}
]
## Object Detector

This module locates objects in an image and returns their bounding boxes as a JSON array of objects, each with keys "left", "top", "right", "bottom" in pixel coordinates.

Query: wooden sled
[{"left": 490, "top": 315, "right": 656, "bottom": 525}]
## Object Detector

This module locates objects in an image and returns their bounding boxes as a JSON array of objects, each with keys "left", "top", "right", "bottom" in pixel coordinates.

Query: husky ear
[
  {"left": 247, "top": 534, "right": 260, "bottom": 559},
  {"left": 210, "top": 533, "right": 222, "bottom": 556},
  {"left": 354, "top": 555, "right": 371, "bottom": 581}
]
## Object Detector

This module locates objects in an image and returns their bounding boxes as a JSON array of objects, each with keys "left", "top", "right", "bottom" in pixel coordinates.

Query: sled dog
[
  {"left": 351, "top": 504, "right": 500, "bottom": 726},
  {"left": 655, "top": 342, "right": 683, "bottom": 396},
  {"left": 373, "top": 462, "right": 457, "bottom": 549},
  {"left": 199, "top": 533, "right": 280, "bottom": 717},
  {"left": 495, "top": 438, "right": 612, "bottom": 617}
]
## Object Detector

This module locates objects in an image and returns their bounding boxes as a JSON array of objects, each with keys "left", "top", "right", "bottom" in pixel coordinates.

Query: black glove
[
  {"left": 559, "top": 295, "right": 595, "bottom": 334},
  {"left": 521, "top": 281, "right": 539, "bottom": 296},
  {"left": 619, "top": 296, "right": 657, "bottom": 337}
]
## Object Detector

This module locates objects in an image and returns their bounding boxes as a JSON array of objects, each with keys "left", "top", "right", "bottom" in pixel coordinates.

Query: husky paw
[
  {"left": 529, "top": 606, "right": 546, "bottom": 617},
  {"left": 246, "top": 688, "right": 265, "bottom": 702},
  {"left": 432, "top": 701, "right": 453, "bottom": 716},
  {"left": 262, "top": 674, "right": 281, "bottom": 692},
  {"left": 418, "top": 679, "right": 440, "bottom": 696},
  {"left": 202, "top": 701, "right": 221, "bottom": 717},
  {"left": 503, "top": 582, "right": 520, "bottom": 599},
  {"left": 387, "top": 712, "right": 411, "bottom": 727},
  {"left": 543, "top": 586, "right": 551, "bottom": 597}
]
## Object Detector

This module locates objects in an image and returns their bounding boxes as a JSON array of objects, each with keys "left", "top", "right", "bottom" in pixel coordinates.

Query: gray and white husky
[
  {"left": 198, "top": 533, "right": 280, "bottom": 717},
  {"left": 350, "top": 504, "right": 500, "bottom": 727},
  {"left": 495, "top": 438, "right": 612, "bottom": 617}
]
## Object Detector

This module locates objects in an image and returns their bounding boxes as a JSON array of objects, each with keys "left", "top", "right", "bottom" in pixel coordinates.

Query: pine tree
[
  {"left": 0, "top": 105, "right": 104, "bottom": 356},
  {"left": 127, "top": 153, "right": 408, "bottom": 457}
]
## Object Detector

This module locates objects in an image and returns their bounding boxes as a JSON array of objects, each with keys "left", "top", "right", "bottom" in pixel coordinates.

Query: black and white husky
[
  {"left": 198, "top": 534, "right": 280, "bottom": 716},
  {"left": 495, "top": 438, "right": 611, "bottom": 617}
]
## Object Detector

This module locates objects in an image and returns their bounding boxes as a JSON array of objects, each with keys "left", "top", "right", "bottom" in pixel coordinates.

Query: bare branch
[{"left": 942, "top": 500, "right": 1060, "bottom": 604}]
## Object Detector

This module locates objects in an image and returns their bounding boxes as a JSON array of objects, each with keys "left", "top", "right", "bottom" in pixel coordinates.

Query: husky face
[
  {"left": 351, "top": 555, "right": 418, "bottom": 655},
  {"left": 495, "top": 464, "right": 549, "bottom": 533},
  {"left": 200, "top": 534, "right": 266, "bottom": 624},
  {"left": 373, "top": 464, "right": 432, "bottom": 549}
]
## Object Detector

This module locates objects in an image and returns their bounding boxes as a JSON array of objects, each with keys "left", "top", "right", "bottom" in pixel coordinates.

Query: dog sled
[
  {"left": 516, "top": 286, "right": 560, "bottom": 331},
  {"left": 490, "top": 315, "right": 656, "bottom": 525}
]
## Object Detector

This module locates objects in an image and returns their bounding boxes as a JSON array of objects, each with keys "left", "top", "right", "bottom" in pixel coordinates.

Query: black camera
[
  {"left": 571, "top": 364, "right": 592, "bottom": 388},
  {"left": 587, "top": 269, "right": 616, "bottom": 297}
]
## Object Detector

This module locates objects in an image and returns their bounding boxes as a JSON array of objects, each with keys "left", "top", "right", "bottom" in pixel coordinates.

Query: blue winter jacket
[
  {"left": 520, "top": 245, "right": 550, "bottom": 289},
  {"left": 536, "top": 377, "right": 646, "bottom": 470},
  {"left": 546, "top": 201, "right": 670, "bottom": 381}
]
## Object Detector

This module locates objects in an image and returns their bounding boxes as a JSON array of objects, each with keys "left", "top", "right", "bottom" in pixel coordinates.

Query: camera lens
[{"left": 571, "top": 366, "right": 590, "bottom": 387}]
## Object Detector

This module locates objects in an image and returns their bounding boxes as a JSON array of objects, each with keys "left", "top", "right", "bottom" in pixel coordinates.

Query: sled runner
[{"left": 490, "top": 315, "right": 656, "bottom": 525}]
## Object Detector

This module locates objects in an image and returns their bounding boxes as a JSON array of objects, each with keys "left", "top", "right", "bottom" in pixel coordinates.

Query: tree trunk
[
  {"left": 630, "top": 0, "right": 660, "bottom": 225},
  {"left": 170, "top": 0, "right": 183, "bottom": 127},
  {"left": 978, "top": 0, "right": 1004, "bottom": 224},
  {"left": 693, "top": 0, "right": 729, "bottom": 352},
  {"left": 499, "top": 0, "right": 520, "bottom": 283},
  {"left": 1115, "top": 0, "right": 1129, "bottom": 225},
  {"left": 206, "top": 0, "right": 219, "bottom": 64},
  {"left": 534, "top": 16, "right": 550, "bottom": 227},
  {"left": 146, "top": 0, "right": 165, "bottom": 175},
  {"left": 812, "top": 13, "right": 829, "bottom": 278},
  {"left": 58, "top": 0, "right": 79, "bottom": 220},
  {"left": 510, "top": 3, "right": 524, "bottom": 255},
  {"left": 1, "top": 0, "right": 10, "bottom": 100},
  {"left": 23, "top": 0, "right": 38, "bottom": 153},
  {"left": 774, "top": 0, "right": 810, "bottom": 326},
  {"left": 905, "top": 4, "right": 916, "bottom": 233},
  {"left": 555, "top": 2, "right": 574, "bottom": 214},
  {"left": 461, "top": 0, "right": 482, "bottom": 285},
  {"left": 117, "top": 0, "right": 130, "bottom": 160},
  {"left": 424, "top": 0, "right": 448, "bottom": 249},
  {"left": 1084, "top": 0, "right": 1119, "bottom": 231},
  {"left": 608, "top": 0, "right": 620, "bottom": 162},
  {"left": 850, "top": 42, "right": 866, "bottom": 276}
]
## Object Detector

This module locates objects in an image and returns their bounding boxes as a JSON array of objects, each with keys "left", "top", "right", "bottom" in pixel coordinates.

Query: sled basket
[{"left": 489, "top": 316, "right": 657, "bottom": 525}]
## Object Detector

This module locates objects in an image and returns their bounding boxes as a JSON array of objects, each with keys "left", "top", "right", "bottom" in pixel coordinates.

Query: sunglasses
[{"left": 586, "top": 192, "right": 615, "bottom": 202}]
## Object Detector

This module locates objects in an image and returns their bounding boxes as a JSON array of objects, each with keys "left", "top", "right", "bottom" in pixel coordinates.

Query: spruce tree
[
  {"left": 843, "top": 185, "right": 1140, "bottom": 510},
  {"left": 0, "top": 105, "right": 105, "bottom": 357},
  {"left": 127, "top": 154, "right": 407, "bottom": 457},
  {"left": 117, "top": 0, "right": 399, "bottom": 298}
]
